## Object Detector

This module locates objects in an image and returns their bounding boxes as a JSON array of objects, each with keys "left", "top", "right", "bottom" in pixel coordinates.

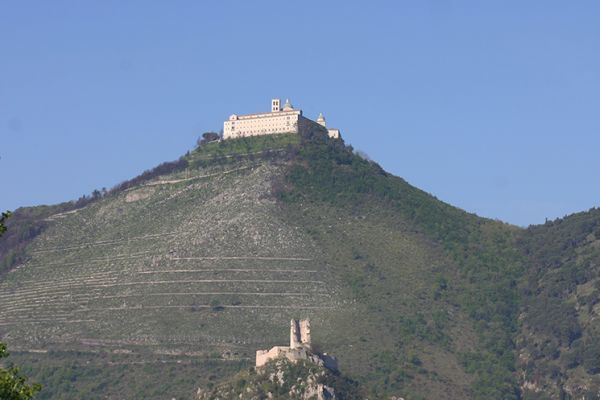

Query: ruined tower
[
  {"left": 256, "top": 319, "right": 336, "bottom": 370},
  {"left": 290, "top": 319, "right": 311, "bottom": 349}
]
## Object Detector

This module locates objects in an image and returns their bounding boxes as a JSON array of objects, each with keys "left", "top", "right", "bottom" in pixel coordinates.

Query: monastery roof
[{"left": 233, "top": 109, "right": 302, "bottom": 119}]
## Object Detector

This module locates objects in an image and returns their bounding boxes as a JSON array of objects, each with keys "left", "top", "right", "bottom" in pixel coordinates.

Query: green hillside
[
  {"left": 1, "top": 131, "right": 599, "bottom": 399},
  {"left": 517, "top": 209, "right": 600, "bottom": 399}
]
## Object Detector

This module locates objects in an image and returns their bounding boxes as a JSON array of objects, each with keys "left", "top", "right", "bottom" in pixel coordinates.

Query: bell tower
[{"left": 271, "top": 98, "right": 281, "bottom": 112}]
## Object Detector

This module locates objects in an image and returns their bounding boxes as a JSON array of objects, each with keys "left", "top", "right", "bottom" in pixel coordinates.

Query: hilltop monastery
[{"left": 223, "top": 98, "right": 341, "bottom": 140}]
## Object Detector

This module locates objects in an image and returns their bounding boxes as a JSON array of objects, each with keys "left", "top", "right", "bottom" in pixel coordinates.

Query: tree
[
  {"left": 0, "top": 211, "right": 9, "bottom": 236},
  {"left": 196, "top": 132, "right": 221, "bottom": 148},
  {"left": 0, "top": 212, "right": 42, "bottom": 399},
  {"left": 0, "top": 343, "right": 41, "bottom": 400}
]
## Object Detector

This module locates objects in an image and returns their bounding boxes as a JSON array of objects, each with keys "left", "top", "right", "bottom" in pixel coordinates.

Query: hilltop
[
  {"left": 196, "top": 358, "right": 363, "bottom": 400},
  {"left": 1, "top": 130, "right": 600, "bottom": 399}
]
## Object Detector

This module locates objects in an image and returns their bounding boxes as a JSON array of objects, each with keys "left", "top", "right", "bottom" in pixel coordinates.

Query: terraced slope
[
  {"left": 0, "top": 158, "right": 344, "bottom": 397},
  {"left": 2, "top": 162, "right": 336, "bottom": 345}
]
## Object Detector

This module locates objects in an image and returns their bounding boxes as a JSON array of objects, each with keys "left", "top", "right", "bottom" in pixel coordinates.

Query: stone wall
[
  {"left": 255, "top": 345, "right": 311, "bottom": 368},
  {"left": 223, "top": 110, "right": 300, "bottom": 139}
]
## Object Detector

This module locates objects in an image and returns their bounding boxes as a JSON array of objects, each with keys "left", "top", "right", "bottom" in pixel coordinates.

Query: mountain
[{"left": 1, "top": 130, "right": 599, "bottom": 399}]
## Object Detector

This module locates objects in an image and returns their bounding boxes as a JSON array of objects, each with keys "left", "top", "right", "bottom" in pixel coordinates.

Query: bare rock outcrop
[{"left": 195, "top": 358, "right": 337, "bottom": 400}]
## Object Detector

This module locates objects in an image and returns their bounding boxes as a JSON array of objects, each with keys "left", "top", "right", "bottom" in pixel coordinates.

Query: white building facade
[{"left": 223, "top": 98, "right": 341, "bottom": 140}]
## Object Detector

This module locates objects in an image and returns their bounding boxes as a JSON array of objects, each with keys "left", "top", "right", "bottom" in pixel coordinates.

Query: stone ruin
[
  {"left": 255, "top": 319, "right": 338, "bottom": 371},
  {"left": 290, "top": 318, "right": 311, "bottom": 349}
]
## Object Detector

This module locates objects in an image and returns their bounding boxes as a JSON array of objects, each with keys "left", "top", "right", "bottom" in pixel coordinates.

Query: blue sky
[{"left": 1, "top": 1, "right": 599, "bottom": 227}]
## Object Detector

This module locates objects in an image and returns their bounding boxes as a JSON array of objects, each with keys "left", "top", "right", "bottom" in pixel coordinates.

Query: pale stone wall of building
[
  {"left": 223, "top": 110, "right": 300, "bottom": 139},
  {"left": 327, "top": 128, "right": 340, "bottom": 139}
]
